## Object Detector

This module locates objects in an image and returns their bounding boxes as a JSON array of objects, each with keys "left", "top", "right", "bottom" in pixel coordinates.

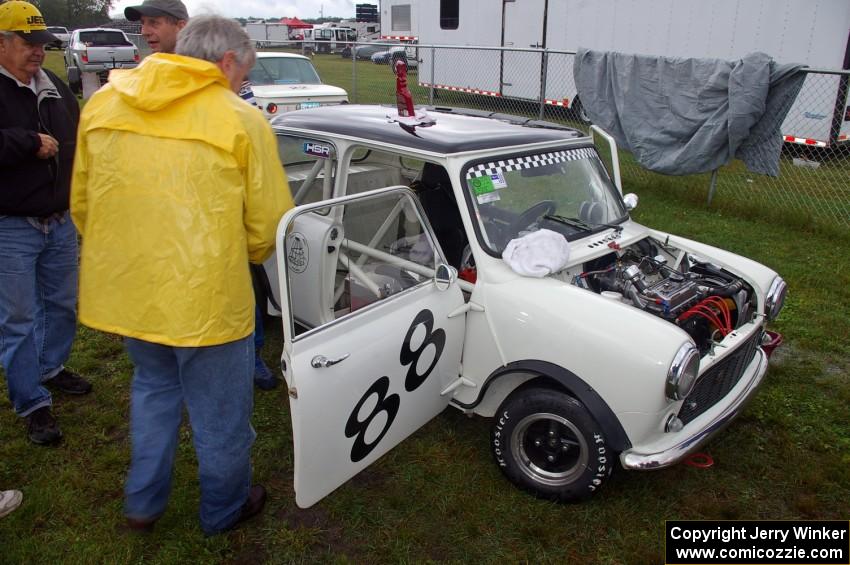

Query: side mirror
[
  {"left": 623, "top": 193, "right": 639, "bottom": 211},
  {"left": 434, "top": 263, "right": 456, "bottom": 292}
]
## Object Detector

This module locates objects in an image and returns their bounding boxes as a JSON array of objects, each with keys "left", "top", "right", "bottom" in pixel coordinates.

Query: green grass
[{"left": 2, "top": 52, "right": 848, "bottom": 563}]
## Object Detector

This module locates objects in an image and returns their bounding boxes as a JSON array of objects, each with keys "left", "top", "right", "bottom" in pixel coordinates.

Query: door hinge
[
  {"left": 447, "top": 301, "right": 484, "bottom": 318},
  {"left": 440, "top": 376, "right": 477, "bottom": 396}
]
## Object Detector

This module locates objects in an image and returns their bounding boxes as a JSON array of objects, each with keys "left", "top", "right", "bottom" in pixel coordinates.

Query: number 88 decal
[{"left": 345, "top": 309, "right": 446, "bottom": 463}]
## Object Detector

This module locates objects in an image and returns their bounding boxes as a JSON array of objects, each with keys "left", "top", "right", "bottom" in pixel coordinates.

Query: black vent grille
[{"left": 677, "top": 330, "right": 762, "bottom": 426}]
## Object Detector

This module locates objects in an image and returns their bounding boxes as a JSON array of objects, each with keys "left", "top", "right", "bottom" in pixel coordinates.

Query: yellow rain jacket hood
[{"left": 71, "top": 54, "right": 293, "bottom": 347}]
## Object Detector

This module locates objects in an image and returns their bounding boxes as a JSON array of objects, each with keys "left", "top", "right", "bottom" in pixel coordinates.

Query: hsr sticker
[{"left": 303, "top": 142, "right": 332, "bottom": 159}]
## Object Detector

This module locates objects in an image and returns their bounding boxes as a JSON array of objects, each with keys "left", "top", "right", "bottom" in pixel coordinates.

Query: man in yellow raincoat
[{"left": 70, "top": 16, "right": 293, "bottom": 535}]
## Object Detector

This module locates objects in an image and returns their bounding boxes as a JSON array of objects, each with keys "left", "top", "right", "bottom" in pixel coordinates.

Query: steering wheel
[{"left": 509, "top": 200, "right": 557, "bottom": 237}]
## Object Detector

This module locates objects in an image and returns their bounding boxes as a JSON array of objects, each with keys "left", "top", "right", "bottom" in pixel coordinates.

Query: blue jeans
[
  {"left": 0, "top": 213, "right": 78, "bottom": 417},
  {"left": 124, "top": 335, "right": 256, "bottom": 534}
]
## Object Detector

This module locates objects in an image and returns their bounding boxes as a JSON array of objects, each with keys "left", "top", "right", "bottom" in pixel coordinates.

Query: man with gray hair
[
  {"left": 71, "top": 15, "right": 293, "bottom": 535},
  {"left": 127, "top": 0, "right": 278, "bottom": 393}
]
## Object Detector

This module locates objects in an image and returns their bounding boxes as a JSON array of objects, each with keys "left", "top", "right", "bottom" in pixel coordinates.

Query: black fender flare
[{"left": 452, "top": 360, "right": 632, "bottom": 452}]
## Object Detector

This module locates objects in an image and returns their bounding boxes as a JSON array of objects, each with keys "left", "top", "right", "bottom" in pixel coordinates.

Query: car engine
[{"left": 572, "top": 238, "right": 757, "bottom": 354}]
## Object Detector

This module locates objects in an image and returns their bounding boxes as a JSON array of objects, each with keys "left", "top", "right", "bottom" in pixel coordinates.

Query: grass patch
[{"left": 2, "top": 51, "right": 847, "bottom": 563}]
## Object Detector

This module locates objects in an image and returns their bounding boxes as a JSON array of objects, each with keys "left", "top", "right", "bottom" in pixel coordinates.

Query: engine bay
[{"left": 568, "top": 237, "right": 757, "bottom": 355}]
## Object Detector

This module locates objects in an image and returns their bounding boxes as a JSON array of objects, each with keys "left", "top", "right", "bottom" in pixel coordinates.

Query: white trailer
[
  {"left": 246, "top": 22, "right": 291, "bottom": 47},
  {"left": 411, "top": 0, "right": 850, "bottom": 147},
  {"left": 380, "top": 0, "right": 419, "bottom": 40}
]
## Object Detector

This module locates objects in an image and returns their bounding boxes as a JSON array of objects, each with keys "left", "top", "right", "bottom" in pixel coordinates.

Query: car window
[
  {"left": 77, "top": 31, "right": 131, "bottom": 46},
  {"left": 278, "top": 135, "right": 338, "bottom": 206},
  {"left": 345, "top": 147, "right": 420, "bottom": 196},
  {"left": 284, "top": 190, "right": 440, "bottom": 336},
  {"left": 47, "top": 27, "right": 68, "bottom": 34},
  {"left": 251, "top": 57, "right": 322, "bottom": 85}
]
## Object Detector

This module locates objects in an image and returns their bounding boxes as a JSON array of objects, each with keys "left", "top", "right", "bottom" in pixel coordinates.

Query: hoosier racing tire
[{"left": 490, "top": 388, "right": 614, "bottom": 502}]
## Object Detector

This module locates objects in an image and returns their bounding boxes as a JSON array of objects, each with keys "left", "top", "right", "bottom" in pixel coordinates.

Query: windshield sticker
[
  {"left": 477, "top": 192, "right": 500, "bottom": 204},
  {"left": 490, "top": 171, "right": 508, "bottom": 189},
  {"left": 303, "top": 142, "right": 332, "bottom": 159},
  {"left": 466, "top": 147, "right": 596, "bottom": 180},
  {"left": 286, "top": 232, "right": 309, "bottom": 273},
  {"left": 468, "top": 175, "right": 496, "bottom": 196}
]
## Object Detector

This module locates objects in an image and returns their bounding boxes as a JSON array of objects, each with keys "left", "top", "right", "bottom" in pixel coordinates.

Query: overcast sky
[{"left": 109, "top": 0, "right": 359, "bottom": 20}]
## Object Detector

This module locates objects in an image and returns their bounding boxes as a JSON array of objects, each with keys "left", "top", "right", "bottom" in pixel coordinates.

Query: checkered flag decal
[{"left": 466, "top": 147, "right": 596, "bottom": 180}]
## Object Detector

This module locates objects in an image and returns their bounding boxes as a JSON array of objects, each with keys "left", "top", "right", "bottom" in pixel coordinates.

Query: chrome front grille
[{"left": 677, "top": 330, "right": 763, "bottom": 426}]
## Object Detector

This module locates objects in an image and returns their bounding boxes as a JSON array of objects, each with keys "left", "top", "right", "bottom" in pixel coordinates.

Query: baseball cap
[
  {"left": 0, "top": 1, "right": 58, "bottom": 44},
  {"left": 125, "top": 0, "right": 189, "bottom": 22}
]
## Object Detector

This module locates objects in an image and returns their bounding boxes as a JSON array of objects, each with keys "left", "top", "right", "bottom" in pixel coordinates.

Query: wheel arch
[{"left": 453, "top": 359, "right": 632, "bottom": 452}]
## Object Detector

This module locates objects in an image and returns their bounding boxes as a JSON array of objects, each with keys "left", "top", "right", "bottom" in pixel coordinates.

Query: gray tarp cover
[{"left": 573, "top": 49, "right": 806, "bottom": 176}]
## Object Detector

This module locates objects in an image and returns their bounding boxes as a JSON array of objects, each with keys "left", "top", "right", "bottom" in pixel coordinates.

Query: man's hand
[{"left": 36, "top": 134, "right": 59, "bottom": 159}]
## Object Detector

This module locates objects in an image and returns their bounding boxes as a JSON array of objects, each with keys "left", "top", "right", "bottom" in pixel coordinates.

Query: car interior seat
[
  {"left": 579, "top": 200, "right": 604, "bottom": 225},
  {"left": 412, "top": 163, "right": 467, "bottom": 268}
]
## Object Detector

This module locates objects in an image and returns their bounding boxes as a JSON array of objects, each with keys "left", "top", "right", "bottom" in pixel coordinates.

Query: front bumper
[{"left": 620, "top": 346, "right": 768, "bottom": 470}]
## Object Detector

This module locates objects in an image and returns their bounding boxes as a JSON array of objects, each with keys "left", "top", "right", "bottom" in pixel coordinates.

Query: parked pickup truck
[{"left": 64, "top": 28, "right": 140, "bottom": 94}]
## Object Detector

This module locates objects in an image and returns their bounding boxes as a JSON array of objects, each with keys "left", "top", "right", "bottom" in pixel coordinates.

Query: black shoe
[
  {"left": 125, "top": 516, "right": 158, "bottom": 533},
  {"left": 225, "top": 485, "right": 267, "bottom": 533},
  {"left": 45, "top": 369, "right": 92, "bottom": 395},
  {"left": 26, "top": 407, "right": 63, "bottom": 445},
  {"left": 254, "top": 373, "right": 280, "bottom": 391}
]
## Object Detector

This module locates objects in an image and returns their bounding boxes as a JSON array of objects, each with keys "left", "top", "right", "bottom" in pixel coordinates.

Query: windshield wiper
[
  {"left": 544, "top": 214, "right": 623, "bottom": 233},
  {"left": 543, "top": 214, "right": 593, "bottom": 231}
]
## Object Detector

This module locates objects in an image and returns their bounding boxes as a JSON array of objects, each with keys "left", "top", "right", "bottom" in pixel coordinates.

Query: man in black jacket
[{"left": 0, "top": 1, "right": 91, "bottom": 445}]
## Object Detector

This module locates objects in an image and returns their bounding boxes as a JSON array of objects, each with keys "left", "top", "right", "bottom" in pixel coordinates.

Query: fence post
[
  {"left": 538, "top": 49, "right": 549, "bottom": 120},
  {"left": 429, "top": 45, "right": 436, "bottom": 105},
  {"left": 352, "top": 42, "right": 358, "bottom": 103},
  {"left": 707, "top": 169, "right": 719, "bottom": 205}
]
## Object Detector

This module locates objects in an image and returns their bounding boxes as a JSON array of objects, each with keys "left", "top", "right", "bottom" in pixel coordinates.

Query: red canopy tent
[{"left": 281, "top": 17, "right": 312, "bottom": 29}]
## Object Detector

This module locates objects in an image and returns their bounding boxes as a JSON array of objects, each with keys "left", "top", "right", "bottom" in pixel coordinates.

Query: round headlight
[
  {"left": 765, "top": 276, "right": 787, "bottom": 321},
  {"left": 665, "top": 343, "right": 700, "bottom": 401}
]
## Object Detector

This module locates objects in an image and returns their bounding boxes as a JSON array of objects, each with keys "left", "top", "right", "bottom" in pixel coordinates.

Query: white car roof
[{"left": 256, "top": 52, "right": 310, "bottom": 62}]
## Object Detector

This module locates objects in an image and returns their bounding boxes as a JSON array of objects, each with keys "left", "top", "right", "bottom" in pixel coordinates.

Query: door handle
[{"left": 311, "top": 353, "right": 350, "bottom": 368}]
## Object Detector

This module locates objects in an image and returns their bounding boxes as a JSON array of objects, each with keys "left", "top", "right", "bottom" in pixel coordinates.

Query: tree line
[{"left": 26, "top": 0, "right": 113, "bottom": 29}]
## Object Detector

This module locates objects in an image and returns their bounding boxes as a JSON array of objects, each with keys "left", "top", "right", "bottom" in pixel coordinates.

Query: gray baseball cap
[{"left": 125, "top": 0, "right": 188, "bottom": 21}]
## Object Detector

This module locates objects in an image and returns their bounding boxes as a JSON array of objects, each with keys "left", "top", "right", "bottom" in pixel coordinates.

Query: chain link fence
[
  {"left": 125, "top": 33, "right": 152, "bottom": 60},
  {"left": 255, "top": 40, "right": 850, "bottom": 230}
]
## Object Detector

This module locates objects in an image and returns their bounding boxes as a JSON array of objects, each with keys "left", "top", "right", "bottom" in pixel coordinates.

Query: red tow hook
[
  {"left": 683, "top": 452, "right": 714, "bottom": 469},
  {"left": 761, "top": 330, "right": 783, "bottom": 359}
]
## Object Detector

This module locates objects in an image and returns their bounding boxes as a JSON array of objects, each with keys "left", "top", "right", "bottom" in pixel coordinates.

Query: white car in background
[
  {"left": 46, "top": 26, "right": 70, "bottom": 49},
  {"left": 249, "top": 52, "right": 348, "bottom": 120}
]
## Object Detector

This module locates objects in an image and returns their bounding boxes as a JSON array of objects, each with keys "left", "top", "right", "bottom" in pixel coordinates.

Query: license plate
[{"left": 299, "top": 102, "right": 321, "bottom": 109}]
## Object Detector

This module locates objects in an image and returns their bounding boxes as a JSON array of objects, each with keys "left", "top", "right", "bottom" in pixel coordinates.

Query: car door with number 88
[{"left": 276, "top": 187, "right": 467, "bottom": 508}]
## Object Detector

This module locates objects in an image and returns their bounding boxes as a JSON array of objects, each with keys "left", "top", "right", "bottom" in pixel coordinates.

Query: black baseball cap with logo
[
  {"left": 125, "top": 0, "right": 189, "bottom": 22},
  {"left": 0, "top": 1, "right": 58, "bottom": 44}
]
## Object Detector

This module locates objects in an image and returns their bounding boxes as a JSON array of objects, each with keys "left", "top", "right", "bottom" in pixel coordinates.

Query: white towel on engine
[{"left": 501, "top": 229, "right": 570, "bottom": 278}]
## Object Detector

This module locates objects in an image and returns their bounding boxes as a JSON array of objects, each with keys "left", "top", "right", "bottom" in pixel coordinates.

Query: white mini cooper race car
[{"left": 260, "top": 104, "right": 786, "bottom": 508}]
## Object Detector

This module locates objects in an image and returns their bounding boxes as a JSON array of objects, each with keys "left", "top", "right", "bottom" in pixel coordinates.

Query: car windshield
[
  {"left": 463, "top": 146, "right": 628, "bottom": 253},
  {"left": 250, "top": 57, "right": 321, "bottom": 86},
  {"left": 47, "top": 27, "right": 67, "bottom": 33}
]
